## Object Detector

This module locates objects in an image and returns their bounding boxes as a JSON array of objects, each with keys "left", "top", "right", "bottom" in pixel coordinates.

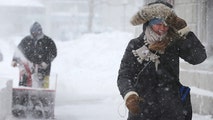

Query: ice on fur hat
[{"left": 130, "top": 3, "right": 173, "bottom": 26}]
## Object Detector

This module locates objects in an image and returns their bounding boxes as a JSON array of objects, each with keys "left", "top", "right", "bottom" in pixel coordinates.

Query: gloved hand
[
  {"left": 166, "top": 13, "right": 187, "bottom": 30},
  {"left": 125, "top": 94, "right": 141, "bottom": 115},
  {"left": 11, "top": 61, "right": 17, "bottom": 67},
  {"left": 39, "top": 62, "right": 48, "bottom": 69}
]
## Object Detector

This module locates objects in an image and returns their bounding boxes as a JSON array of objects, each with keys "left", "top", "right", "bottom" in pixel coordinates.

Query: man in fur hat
[
  {"left": 117, "top": 1, "right": 207, "bottom": 120},
  {"left": 12, "top": 22, "right": 57, "bottom": 88}
]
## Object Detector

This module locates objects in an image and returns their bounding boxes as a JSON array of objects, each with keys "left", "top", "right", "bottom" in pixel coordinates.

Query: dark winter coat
[
  {"left": 117, "top": 31, "right": 207, "bottom": 120},
  {"left": 17, "top": 35, "right": 57, "bottom": 76}
]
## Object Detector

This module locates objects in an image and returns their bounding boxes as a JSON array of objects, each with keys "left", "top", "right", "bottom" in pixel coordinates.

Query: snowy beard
[{"left": 144, "top": 26, "right": 167, "bottom": 45}]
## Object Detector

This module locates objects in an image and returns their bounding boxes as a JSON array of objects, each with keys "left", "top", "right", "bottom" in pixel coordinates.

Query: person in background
[
  {"left": 117, "top": 1, "right": 207, "bottom": 120},
  {"left": 11, "top": 21, "right": 57, "bottom": 88}
]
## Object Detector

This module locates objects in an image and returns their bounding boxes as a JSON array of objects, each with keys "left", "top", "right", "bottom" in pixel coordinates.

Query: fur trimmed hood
[{"left": 131, "top": 3, "right": 175, "bottom": 26}]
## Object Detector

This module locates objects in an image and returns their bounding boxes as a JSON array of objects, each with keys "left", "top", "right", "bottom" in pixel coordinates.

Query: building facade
[{"left": 0, "top": 0, "right": 143, "bottom": 40}]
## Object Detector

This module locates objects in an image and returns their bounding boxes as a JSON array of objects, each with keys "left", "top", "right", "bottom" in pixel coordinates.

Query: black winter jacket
[
  {"left": 17, "top": 35, "right": 57, "bottom": 76},
  {"left": 117, "top": 32, "right": 206, "bottom": 120}
]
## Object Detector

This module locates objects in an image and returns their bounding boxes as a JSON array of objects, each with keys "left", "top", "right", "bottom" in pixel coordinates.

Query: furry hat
[{"left": 130, "top": 3, "right": 174, "bottom": 26}]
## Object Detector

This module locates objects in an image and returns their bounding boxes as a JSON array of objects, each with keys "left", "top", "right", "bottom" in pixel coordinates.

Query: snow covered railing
[
  {"left": 180, "top": 68, "right": 213, "bottom": 92},
  {"left": 180, "top": 66, "right": 213, "bottom": 115},
  {"left": 0, "top": 79, "right": 12, "bottom": 120},
  {"left": 190, "top": 87, "right": 213, "bottom": 115}
]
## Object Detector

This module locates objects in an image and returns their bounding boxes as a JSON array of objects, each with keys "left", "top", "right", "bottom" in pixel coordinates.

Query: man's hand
[
  {"left": 166, "top": 14, "right": 187, "bottom": 31},
  {"left": 11, "top": 61, "right": 17, "bottom": 67},
  {"left": 166, "top": 13, "right": 191, "bottom": 36},
  {"left": 39, "top": 62, "right": 49, "bottom": 69},
  {"left": 125, "top": 94, "right": 141, "bottom": 115}
]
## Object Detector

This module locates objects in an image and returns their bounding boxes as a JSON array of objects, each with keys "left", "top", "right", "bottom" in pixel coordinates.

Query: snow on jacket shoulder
[{"left": 18, "top": 35, "right": 57, "bottom": 64}]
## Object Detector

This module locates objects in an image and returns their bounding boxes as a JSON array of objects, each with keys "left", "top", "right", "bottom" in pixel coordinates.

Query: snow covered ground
[{"left": 0, "top": 31, "right": 213, "bottom": 120}]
